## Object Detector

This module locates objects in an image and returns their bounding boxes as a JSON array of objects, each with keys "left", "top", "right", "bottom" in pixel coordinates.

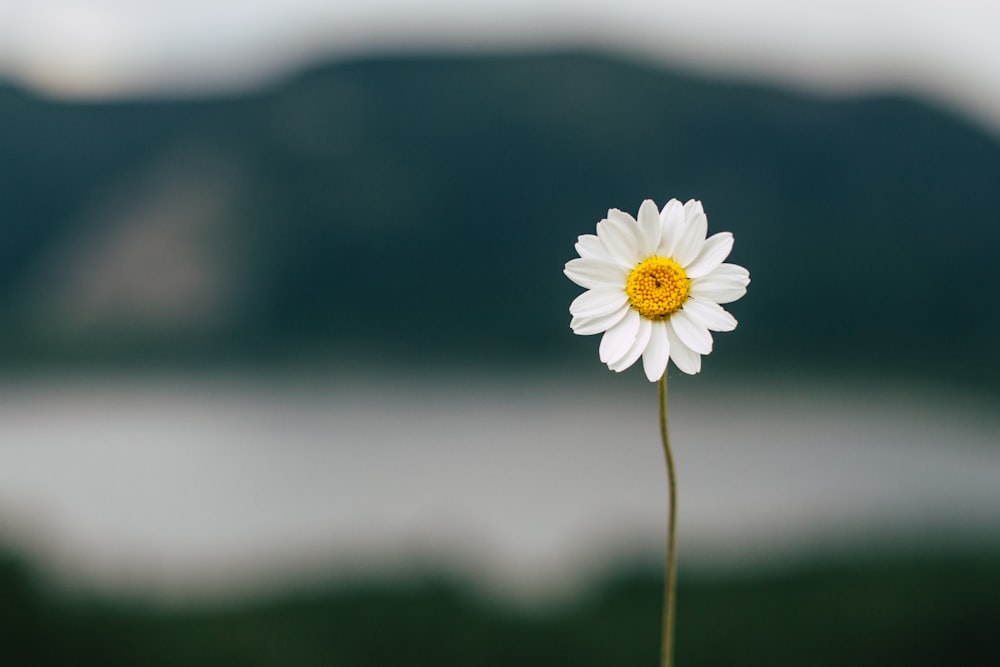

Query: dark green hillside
[
  {"left": 1, "top": 52, "right": 998, "bottom": 380},
  {"left": 2, "top": 547, "right": 999, "bottom": 666}
]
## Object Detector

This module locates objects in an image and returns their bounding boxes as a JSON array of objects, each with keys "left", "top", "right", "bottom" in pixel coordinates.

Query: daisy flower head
[{"left": 565, "top": 199, "right": 749, "bottom": 381}]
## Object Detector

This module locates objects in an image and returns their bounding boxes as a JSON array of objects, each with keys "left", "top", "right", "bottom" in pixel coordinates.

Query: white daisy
[{"left": 565, "top": 199, "right": 749, "bottom": 380}]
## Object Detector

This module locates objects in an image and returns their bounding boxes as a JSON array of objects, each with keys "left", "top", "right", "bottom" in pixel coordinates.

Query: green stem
[{"left": 658, "top": 373, "right": 678, "bottom": 667}]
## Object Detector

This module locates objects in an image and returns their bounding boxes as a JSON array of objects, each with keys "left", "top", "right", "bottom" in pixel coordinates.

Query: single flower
[{"left": 565, "top": 199, "right": 749, "bottom": 380}]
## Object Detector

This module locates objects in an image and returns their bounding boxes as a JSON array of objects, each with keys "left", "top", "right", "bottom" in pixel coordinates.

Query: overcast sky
[{"left": 1, "top": 0, "right": 999, "bottom": 133}]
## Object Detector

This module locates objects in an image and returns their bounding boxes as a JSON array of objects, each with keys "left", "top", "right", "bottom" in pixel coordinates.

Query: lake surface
[{"left": 1, "top": 371, "right": 998, "bottom": 602}]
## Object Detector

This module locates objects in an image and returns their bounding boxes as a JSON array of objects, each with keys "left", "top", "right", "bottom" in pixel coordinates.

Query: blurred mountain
[{"left": 1, "top": 52, "right": 998, "bottom": 381}]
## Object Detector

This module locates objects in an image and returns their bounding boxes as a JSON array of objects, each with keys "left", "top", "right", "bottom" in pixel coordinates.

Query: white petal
[
  {"left": 673, "top": 208, "right": 708, "bottom": 267},
  {"left": 599, "top": 309, "right": 640, "bottom": 364},
  {"left": 684, "top": 232, "right": 733, "bottom": 278},
  {"left": 598, "top": 210, "right": 641, "bottom": 268},
  {"left": 683, "top": 199, "right": 704, "bottom": 218},
  {"left": 657, "top": 199, "right": 684, "bottom": 256},
  {"left": 570, "top": 302, "right": 630, "bottom": 335},
  {"left": 689, "top": 282, "right": 747, "bottom": 305},
  {"left": 575, "top": 234, "right": 611, "bottom": 262},
  {"left": 668, "top": 309, "right": 713, "bottom": 354},
  {"left": 609, "top": 316, "right": 651, "bottom": 372},
  {"left": 636, "top": 199, "right": 661, "bottom": 256},
  {"left": 689, "top": 263, "right": 750, "bottom": 305},
  {"left": 682, "top": 297, "right": 737, "bottom": 332},
  {"left": 666, "top": 322, "right": 702, "bottom": 375},
  {"left": 570, "top": 288, "right": 628, "bottom": 319},
  {"left": 706, "top": 262, "right": 750, "bottom": 280},
  {"left": 564, "top": 257, "right": 626, "bottom": 290},
  {"left": 642, "top": 321, "right": 670, "bottom": 382},
  {"left": 607, "top": 208, "right": 637, "bottom": 228}
]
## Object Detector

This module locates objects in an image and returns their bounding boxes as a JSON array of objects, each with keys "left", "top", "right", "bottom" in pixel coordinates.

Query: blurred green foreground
[{"left": 3, "top": 547, "right": 998, "bottom": 666}]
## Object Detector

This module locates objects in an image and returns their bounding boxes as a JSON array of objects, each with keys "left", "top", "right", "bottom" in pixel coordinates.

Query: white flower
[{"left": 565, "top": 199, "right": 749, "bottom": 380}]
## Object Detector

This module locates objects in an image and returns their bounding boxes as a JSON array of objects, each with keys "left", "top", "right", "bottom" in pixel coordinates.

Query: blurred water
[{"left": 0, "top": 372, "right": 997, "bottom": 602}]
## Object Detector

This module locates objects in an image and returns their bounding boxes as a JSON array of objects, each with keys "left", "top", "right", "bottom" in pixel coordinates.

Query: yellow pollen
[{"left": 625, "top": 257, "right": 691, "bottom": 319}]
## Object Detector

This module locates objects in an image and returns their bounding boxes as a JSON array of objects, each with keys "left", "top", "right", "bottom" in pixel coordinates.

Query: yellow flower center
[{"left": 625, "top": 257, "right": 691, "bottom": 319}]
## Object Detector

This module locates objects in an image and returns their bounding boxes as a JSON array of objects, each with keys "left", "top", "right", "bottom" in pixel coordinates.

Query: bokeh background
[{"left": 2, "top": 1, "right": 999, "bottom": 665}]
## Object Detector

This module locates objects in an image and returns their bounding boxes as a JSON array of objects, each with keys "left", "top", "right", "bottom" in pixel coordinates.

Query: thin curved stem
[{"left": 658, "top": 373, "right": 678, "bottom": 667}]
